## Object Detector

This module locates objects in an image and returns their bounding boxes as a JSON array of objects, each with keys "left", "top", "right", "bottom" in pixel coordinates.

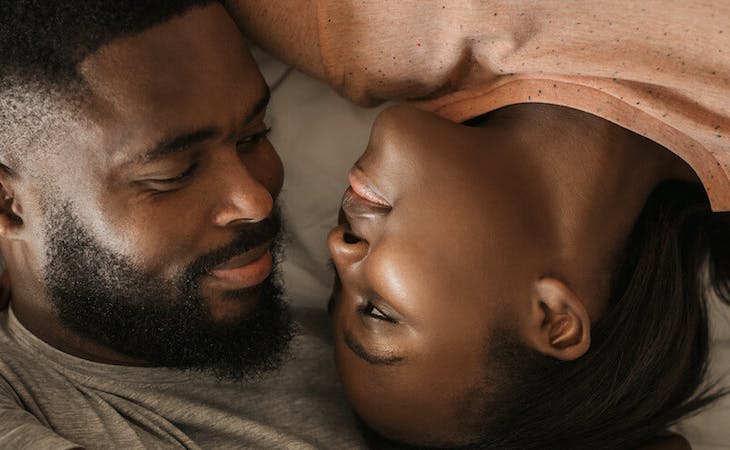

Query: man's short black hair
[{"left": 0, "top": 0, "right": 217, "bottom": 170}]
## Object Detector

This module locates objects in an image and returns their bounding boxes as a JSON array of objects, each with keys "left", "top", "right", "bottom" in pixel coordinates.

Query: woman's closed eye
[{"left": 360, "top": 302, "right": 396, "bottom": 323}]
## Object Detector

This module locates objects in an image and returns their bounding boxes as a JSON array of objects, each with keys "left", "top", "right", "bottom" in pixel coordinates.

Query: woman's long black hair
[{"left": 476, "top": 181, "right": 730, "bottom": 450}]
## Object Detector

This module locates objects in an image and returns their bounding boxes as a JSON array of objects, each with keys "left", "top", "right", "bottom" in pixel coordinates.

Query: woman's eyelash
[{"left": 359, "top": 302, "right": 396, "bottom": 323}]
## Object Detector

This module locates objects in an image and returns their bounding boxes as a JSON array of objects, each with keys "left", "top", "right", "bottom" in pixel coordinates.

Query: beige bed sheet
[{"left": 257, "top": 48, "right": 730, "bottom": 449}]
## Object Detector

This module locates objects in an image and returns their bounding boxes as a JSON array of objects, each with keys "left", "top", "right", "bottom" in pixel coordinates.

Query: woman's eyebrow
[{"left": 343, "top": 331, "right": 405, "bottom": 366}]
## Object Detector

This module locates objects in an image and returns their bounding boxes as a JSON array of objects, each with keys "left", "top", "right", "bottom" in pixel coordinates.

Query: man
[{"left": 0, "top": 1, "right": 362, "bottom": 448}]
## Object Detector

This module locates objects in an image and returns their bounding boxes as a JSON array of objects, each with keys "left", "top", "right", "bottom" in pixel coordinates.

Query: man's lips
[{"left": 207, "top": 243, "right": 272, "bottom": 289}]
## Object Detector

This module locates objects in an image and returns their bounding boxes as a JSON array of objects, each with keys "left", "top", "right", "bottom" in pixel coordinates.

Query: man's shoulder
[
  {"left": 0, "top": 308, "right": 63, "bottom": 377},
  {"left": 0, "top": 310, "right": 74, "bottom": 403},
  {"left": 0, "top": 309, "right": 39, "bottom": 378}
]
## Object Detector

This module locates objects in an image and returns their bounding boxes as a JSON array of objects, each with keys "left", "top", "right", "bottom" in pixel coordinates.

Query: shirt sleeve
[{"left": 0, "top": 380, "right": 82, "bottom": 450}]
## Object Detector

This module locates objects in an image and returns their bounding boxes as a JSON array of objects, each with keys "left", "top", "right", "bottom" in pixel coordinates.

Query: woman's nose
[{"left": 328, "top": 223, "right": 369, "bottom": 267}]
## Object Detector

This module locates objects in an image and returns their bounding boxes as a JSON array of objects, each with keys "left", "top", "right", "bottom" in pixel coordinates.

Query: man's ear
[
  {"left": 520, "top": 278, "right": 591, "bottom": 361},
  {"left": 0, "top": 168, "right": 25, "bottom": 239}
]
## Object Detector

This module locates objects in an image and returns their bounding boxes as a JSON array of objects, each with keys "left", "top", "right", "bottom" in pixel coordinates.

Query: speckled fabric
[{"left": 275, "top": 0, "right": 730, "bottom": 210}]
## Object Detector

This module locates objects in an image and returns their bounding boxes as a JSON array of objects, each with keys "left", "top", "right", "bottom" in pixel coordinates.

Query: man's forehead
[{"left": 74, "top": 3, "right": 266, "bottom": 162}]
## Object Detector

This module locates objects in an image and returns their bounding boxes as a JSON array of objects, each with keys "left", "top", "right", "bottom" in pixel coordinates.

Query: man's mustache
[{"left": 184, "top": 211, "right": 282, "bottom": 283}]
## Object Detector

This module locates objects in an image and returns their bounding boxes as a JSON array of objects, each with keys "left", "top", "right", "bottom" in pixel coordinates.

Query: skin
[
  {"left": 328, "top": 103, "right": 697, "bottom": 446},
  {"left": 0, "top": 4, "right": 282, "bottom": 365}
]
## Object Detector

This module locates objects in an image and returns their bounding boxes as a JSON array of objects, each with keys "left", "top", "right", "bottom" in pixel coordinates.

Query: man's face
[{"left": 25, "top": 4, "right": 289, "bottom": 377}]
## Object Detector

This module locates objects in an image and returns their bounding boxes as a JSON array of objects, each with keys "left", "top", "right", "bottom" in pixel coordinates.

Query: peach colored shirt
[{"left": 241, "top": 0, "right": 730, "bottom": 211}]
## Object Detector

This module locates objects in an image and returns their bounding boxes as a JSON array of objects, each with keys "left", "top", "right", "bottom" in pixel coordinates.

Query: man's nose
[{"left": 212, "top": 152, "right": 274, "bottom": 227}]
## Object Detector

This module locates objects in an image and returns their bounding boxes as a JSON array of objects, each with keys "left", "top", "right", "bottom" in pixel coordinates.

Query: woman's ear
[
  {"left": 520, "top": 277, "right": 591, "bottom": 361},
  {"left": 0, "top": 170, "right": 25, "bottom": 239}
]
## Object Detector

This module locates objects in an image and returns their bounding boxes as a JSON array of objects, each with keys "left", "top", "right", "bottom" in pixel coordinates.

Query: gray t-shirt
[{"left": 0, "top": 307, "right": 365, "bottom": 449}]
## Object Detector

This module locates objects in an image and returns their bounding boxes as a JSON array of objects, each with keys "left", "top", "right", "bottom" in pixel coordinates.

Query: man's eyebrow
[
  {"left": 244, "top": 86, "right": 271, "bottom": 125},
  {"left": 344, "top": 331, "right": 405, "bottom": 366},
  {"left": 141, "top": 86, "right": 271, "bottom": 163},
  {"left": 144, "top": 128, "right": 218, "bottom": 163}
]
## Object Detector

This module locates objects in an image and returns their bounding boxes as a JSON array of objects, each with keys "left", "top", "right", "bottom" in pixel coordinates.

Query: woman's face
[{"left": 328, "top": 105, "right": 548, "bottom": 446}]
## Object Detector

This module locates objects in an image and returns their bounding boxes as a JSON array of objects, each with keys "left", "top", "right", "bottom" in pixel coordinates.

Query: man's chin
[
  {"left": 203, "top": 284, "right": 264, "bottom": 325},
  {"left": 42, "top": 201, "right": 293, "bottom": 380}
]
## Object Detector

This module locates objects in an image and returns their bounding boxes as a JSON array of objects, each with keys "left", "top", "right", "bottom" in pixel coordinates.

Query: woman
[
  {"left": 326, "top": 102, "right": 729, "bottom": 449},
  {"left": 227, "top": 0, "right": 730, "bottom": 448}
]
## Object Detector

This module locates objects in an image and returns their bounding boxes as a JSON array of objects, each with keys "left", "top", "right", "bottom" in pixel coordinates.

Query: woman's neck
[{"left": 491, "top": 103, "right": 697, "bottom": 315}]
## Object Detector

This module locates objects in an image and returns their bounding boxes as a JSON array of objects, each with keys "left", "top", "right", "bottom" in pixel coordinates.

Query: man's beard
[{"left": 42, "top": 202, "right": 293, "bottom": 381}]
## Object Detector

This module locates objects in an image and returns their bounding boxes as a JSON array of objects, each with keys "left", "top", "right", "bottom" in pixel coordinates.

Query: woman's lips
[
  {"left": 340, "top": 165, "right": 391, "bottom": 247},
  {"left": 207, "top": 244, "right": 272, "bottom": 289},
  {"left": 340, "top": 188, "right": 389, "bottom": 244},
  {"left": 342, "top": 187, "right": 390, "bottom": 217},
  {"left": 348, "top": 166, "right": 391, "bottom": 208}
]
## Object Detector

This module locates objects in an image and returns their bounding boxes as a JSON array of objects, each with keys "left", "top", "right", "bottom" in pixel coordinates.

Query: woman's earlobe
[
  {"left": 548, "top": 315, "right": 584, "bottom": 349},
  {"left": 522, "top": 277, "right": 591, "bottom": 361}
]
